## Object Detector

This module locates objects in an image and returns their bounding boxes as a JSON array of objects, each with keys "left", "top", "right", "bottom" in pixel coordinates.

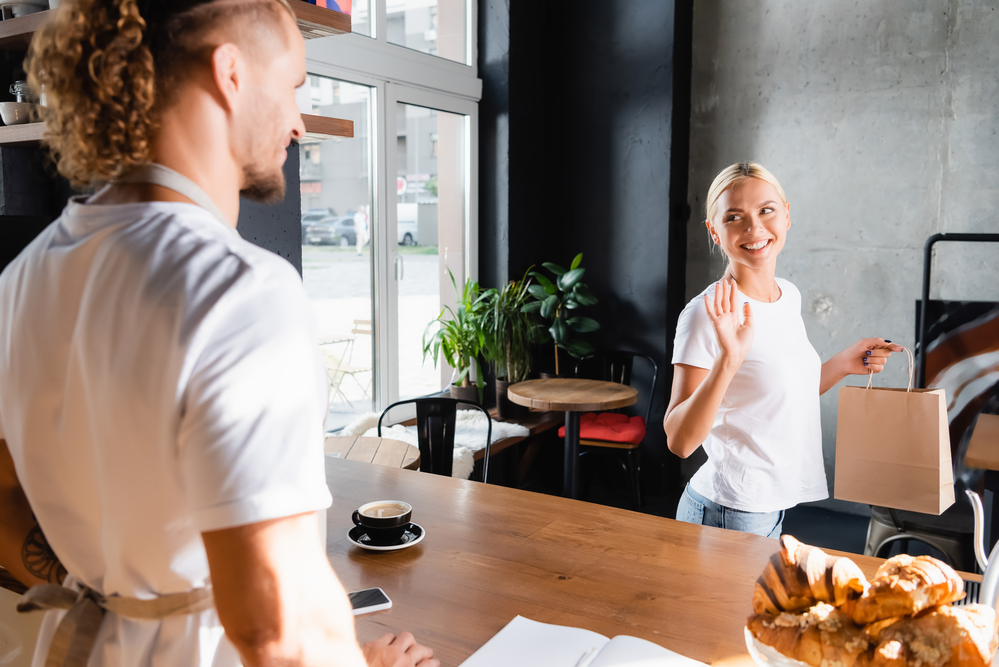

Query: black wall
[
  {"left": 479, "top": 0, "right": 692, "bottom": 499},
  {"left": 1, "top": 147, "right": 302, "bottom": 275},
  {"left": 238, "top": 147, "right": 304, "bottom": 275}
]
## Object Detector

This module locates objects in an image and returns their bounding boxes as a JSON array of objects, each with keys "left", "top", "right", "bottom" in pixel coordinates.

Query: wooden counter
[{"left": 324, "top": 458, "right": 899, "bottom": 667}]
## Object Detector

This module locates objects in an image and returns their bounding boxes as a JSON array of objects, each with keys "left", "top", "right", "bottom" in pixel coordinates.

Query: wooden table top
[
  {"left": 507, "top": 378, "right": 638, "bottom": 412},
  {"left": 966, "top": 414, "right": 999, "bottom": 471},
  {"left": 324, "top": 458, "right": 892, "bottom": 667},
  {"left": 324, "top": 436, "right": 420, "bottom": 470}
]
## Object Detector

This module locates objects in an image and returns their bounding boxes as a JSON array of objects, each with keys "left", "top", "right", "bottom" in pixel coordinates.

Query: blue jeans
[{"left": 676, "top": 484, "right": 785, "bottom": 539}]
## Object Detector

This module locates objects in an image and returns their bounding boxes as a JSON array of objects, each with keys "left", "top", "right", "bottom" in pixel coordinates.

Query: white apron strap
[
  {"left": 116, "top": 162, "right": 237, "bottom": 236},
  {"left": 18, "top": 583, "right": 214, "bottom": 667}
]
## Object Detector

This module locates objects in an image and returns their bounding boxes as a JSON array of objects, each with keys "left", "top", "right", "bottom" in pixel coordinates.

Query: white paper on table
[
  {"left": 589, "top": 635, "right": 709, "bottom": 667},
  {"left": 458, "top": 616, "right": 708, "bottom": 667}
]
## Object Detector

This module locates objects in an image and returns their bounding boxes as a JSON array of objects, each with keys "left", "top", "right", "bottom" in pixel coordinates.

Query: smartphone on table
[{"left": 348, "top": 587, "right": 392, "bottom": 615}]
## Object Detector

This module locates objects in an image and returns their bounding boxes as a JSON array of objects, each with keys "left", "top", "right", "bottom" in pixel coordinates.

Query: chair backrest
[
  {"left": 377, "top": 398, "right": 493, "bottom": 482},
  {"left": 574, "top": 351, "right": 659, "bottom": 424},
  {"left": 352, "top": 319, "right": 372, "bottom": 336}
]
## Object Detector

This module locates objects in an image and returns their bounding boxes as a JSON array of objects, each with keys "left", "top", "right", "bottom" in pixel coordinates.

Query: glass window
[
  {"left": 300, "top": 76, "right": 375, "bottom": 431},
  {"left": 395, "top": 102, "right": 467, "bottom": 399},
  {"left": 386, "top": 0, "right": 467, "bottom": 65},
  {"left": 343, "top": 0, "right": 372, "bottom": 38}
]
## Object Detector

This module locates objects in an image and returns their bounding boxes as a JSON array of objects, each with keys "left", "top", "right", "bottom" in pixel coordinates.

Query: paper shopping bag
[{"left": 834, "top": 348, "right": 953, "bottom": 515}]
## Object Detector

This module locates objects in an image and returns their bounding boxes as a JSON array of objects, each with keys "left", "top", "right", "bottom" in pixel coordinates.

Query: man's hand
[{"left": 362, "top": 633, "right": 439, "bottom": 667}]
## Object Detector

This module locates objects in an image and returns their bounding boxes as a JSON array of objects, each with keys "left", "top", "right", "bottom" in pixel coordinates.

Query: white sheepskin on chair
[{"left": 337, "top": 410, "right": 528, "bottom": 480}]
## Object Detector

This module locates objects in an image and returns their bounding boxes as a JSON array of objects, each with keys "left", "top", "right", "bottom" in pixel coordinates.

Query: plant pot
[
  {"left": 495, "top": 379, "right": 528, "bottom": 420},
  {"left": 449, "top": 383, "right": 478, "bottom": 404},
  {"left": 536, "top": 345, "right": 573, "bottom": 379}
]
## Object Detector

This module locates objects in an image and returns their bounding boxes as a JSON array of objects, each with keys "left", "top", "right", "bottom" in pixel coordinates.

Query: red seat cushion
[{"left": 558, "top": 412, "right": 646, "bottom": 444}]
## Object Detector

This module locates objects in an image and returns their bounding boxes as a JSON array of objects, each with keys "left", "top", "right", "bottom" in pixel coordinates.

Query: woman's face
[{"left": 705, "top": 177, "right": 790, "bottom": 273}]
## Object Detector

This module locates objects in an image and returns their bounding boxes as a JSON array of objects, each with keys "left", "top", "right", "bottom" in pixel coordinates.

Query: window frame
[{"left": 304, "top": 0, "right": 481, "bottom": 415}]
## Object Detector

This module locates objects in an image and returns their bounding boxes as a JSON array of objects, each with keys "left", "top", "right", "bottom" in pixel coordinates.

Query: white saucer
[{"left": 347, "top": 522, "right": 425, "bottom": 551}]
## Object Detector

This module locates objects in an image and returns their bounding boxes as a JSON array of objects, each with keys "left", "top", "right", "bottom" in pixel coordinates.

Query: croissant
[
  {"left": 847, "top": 555, "right": 964, "bottom": 625},
  {"left": 859, "top": 604, "right": 998, "bottom": 667},
  {"left": 748, "top": 603, "right": 870, "bottom": 667},
  {"left": 753, "top": 535, "right": 869, "bottom": 615}
]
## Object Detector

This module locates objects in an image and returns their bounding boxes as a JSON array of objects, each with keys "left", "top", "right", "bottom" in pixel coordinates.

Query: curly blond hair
[{"left": 26, "top": 0, "right": 294, "bottom": 188}]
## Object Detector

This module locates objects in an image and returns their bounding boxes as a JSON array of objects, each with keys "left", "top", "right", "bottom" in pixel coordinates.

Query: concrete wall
[{"left": 687, "top": 0, "right": 999, "bottom": 513}]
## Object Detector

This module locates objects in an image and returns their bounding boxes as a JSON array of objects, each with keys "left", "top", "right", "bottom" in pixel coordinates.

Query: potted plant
[
  {"left": 422, "top": 269, "right": 489, "bottom": 403},
  {"left": 482, "top": 268, "right": 536, "bottom": 419},
  {"left": 524, "top": 253, "right": 600, "bottom": 377}
]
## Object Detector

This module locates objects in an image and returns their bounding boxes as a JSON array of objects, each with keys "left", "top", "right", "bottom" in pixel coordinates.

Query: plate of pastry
[{"left": 745, "top": 535, "right": 999, "bottom": 667}]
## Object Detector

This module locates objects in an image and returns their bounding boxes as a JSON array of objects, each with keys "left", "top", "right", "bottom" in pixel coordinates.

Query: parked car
[
  {"left": 304, "top": 215, "right": 356, "bottom": 246},
  {"left": 397, "top": 203, "right": 418, "bottom": 245},
  {"left": 398, "top": 218, "right": 418, "bottom": 246},
  {"left": 302, "top": 209, "right": 335, "bottom": 245}
]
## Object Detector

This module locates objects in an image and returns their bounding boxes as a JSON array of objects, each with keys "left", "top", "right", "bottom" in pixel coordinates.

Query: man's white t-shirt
[
  {"left": 0, "top": 198, "right": 333, "bottom": 666},
  {"left": 671, "top": 278, "right": 828, "bottom": 513}
]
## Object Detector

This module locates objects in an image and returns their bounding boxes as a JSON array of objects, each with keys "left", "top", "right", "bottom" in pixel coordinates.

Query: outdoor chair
[
  {"left": 569, "top": 351, "right": 658, "bottom": 510},
  {"left": 378, "top": 398, "right": 493, "bottom": 483},
  {"left": 320, "top": 319, "right": 372, "bottom": 410}
]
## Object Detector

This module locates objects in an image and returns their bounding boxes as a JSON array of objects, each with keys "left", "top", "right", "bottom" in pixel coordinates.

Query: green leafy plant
[
  {"left": 422, "top": 269, "right": 489, "bottom": 397},
  {"left": 524, "top": 253, "right": 600, "bottom": 376},
  {"left": 482, "top": 267, "right": 536, "bottom": 384}
]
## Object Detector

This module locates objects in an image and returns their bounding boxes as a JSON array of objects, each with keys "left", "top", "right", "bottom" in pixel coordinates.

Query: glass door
[
  {"left": 299, "top": 75, "right": 377, "bottom": 431},
  {"left": 383, "top": 85, "right": 478, "bottom": 403}
]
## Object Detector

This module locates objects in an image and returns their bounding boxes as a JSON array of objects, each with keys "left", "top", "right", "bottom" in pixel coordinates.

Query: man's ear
[{"left": 210, "top": 43, "right": 243, "bottom": 113}]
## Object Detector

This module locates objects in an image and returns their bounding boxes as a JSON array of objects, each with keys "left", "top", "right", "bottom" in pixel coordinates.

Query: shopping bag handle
[{"left": 866, "top": 345, "right": 914, "bottom": 392}]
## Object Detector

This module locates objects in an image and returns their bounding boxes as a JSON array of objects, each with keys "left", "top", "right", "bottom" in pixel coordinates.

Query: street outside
[{"left": 302, "top": 245, "right": 442, "bottom": 431}]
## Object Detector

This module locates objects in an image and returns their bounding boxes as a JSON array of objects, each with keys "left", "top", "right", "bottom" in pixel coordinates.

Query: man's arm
[
  {"left": 0, "top": 440, "right": 67, "bottom": 590},
  {"left": 203, "top": 512, "right": 437, "bottom": 667}
]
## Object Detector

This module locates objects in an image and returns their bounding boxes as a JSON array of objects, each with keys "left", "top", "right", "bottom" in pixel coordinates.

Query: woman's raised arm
[{"left": 664, "top": 280, "right": 753, "bottom": 458}]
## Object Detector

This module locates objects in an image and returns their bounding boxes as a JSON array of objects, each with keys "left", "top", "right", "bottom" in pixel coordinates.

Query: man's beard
[{"left": 240, "top": 162, "right": 286, "bottom": 204}]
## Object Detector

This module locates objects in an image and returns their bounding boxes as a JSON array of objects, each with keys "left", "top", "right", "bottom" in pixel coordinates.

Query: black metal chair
[
  {"left": 377, "top": 398, "right": 493, "bottom": 483},
  {"left": 864, "top": 499, "right": 976, "bottom": 571},
  {"left": 573, "top": 351, "right": 659, "bottom": 509}
]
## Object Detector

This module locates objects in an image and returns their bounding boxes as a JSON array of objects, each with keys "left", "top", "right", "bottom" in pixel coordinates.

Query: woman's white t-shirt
[{"left": 671, "top": 278, "right": 828, "bottom": 512}]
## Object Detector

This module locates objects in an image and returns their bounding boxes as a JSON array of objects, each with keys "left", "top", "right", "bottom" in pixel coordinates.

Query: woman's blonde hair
[
  {"left": 705, "top": 162, "right": 788, "bottom": 223},
  {"left": 26, "top": 0, "right": 293, "bottom": 188}
]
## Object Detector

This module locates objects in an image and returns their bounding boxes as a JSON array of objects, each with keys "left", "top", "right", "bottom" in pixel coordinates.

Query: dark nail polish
[
  {"left": 885, "top": 340, "right": 892, "bottom": 343},
  {"left": 866, "top": 351, "right": 872, "bottom": 355},
  {"left": 863, "top": 360, "right": 868, "bottom": 366}
]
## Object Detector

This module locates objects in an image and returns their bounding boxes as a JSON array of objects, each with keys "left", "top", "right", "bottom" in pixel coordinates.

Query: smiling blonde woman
[{"left": 663, "top": 162, "right": 903, "bottom": 538}]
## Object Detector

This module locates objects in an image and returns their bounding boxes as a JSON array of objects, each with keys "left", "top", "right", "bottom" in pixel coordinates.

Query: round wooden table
[
  {"left": 507, "top": 378, "right": 638, "bottom": 499},
  {"left": 324, "top": 436, "right": 420, "bottom": 471}
]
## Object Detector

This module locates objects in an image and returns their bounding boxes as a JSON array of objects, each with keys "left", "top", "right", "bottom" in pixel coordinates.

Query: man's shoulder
[{"left": 120, "top": 202, "right": 301, "bottom": 289}]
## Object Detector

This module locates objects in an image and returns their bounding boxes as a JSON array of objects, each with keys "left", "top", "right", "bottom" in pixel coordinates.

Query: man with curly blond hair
[{"left": 0, "top": 1, "right": 437, "bottom": 666}]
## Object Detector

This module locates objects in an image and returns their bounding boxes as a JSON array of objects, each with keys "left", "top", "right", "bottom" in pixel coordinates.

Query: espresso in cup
[{"left": 352, "top": 500, "right": 412, "bottom": 545}]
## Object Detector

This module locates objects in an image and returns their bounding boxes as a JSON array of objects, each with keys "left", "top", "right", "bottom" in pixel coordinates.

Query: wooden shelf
[
  {"left": 291, "top": 0, "right": 351, "bottom": 39},
  {"left": 0, "top": 115, "right": 351, "bottom": 149},
  {"left": 301, "top": 114, "right": 353, "bottom": 141},
  {"left": 0, "top": 9, "right": 51, "bottom": 52},
  {"left": 0, "top": 2, "right": 349, "bottom": 53},
  {"left": 0, "top": 122, "right": 44, "bottom": 147}
]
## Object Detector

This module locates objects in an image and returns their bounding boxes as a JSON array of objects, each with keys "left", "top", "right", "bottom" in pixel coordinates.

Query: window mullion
[{"left": 375, "top": 0, "right": 388, "bottom": 44}]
